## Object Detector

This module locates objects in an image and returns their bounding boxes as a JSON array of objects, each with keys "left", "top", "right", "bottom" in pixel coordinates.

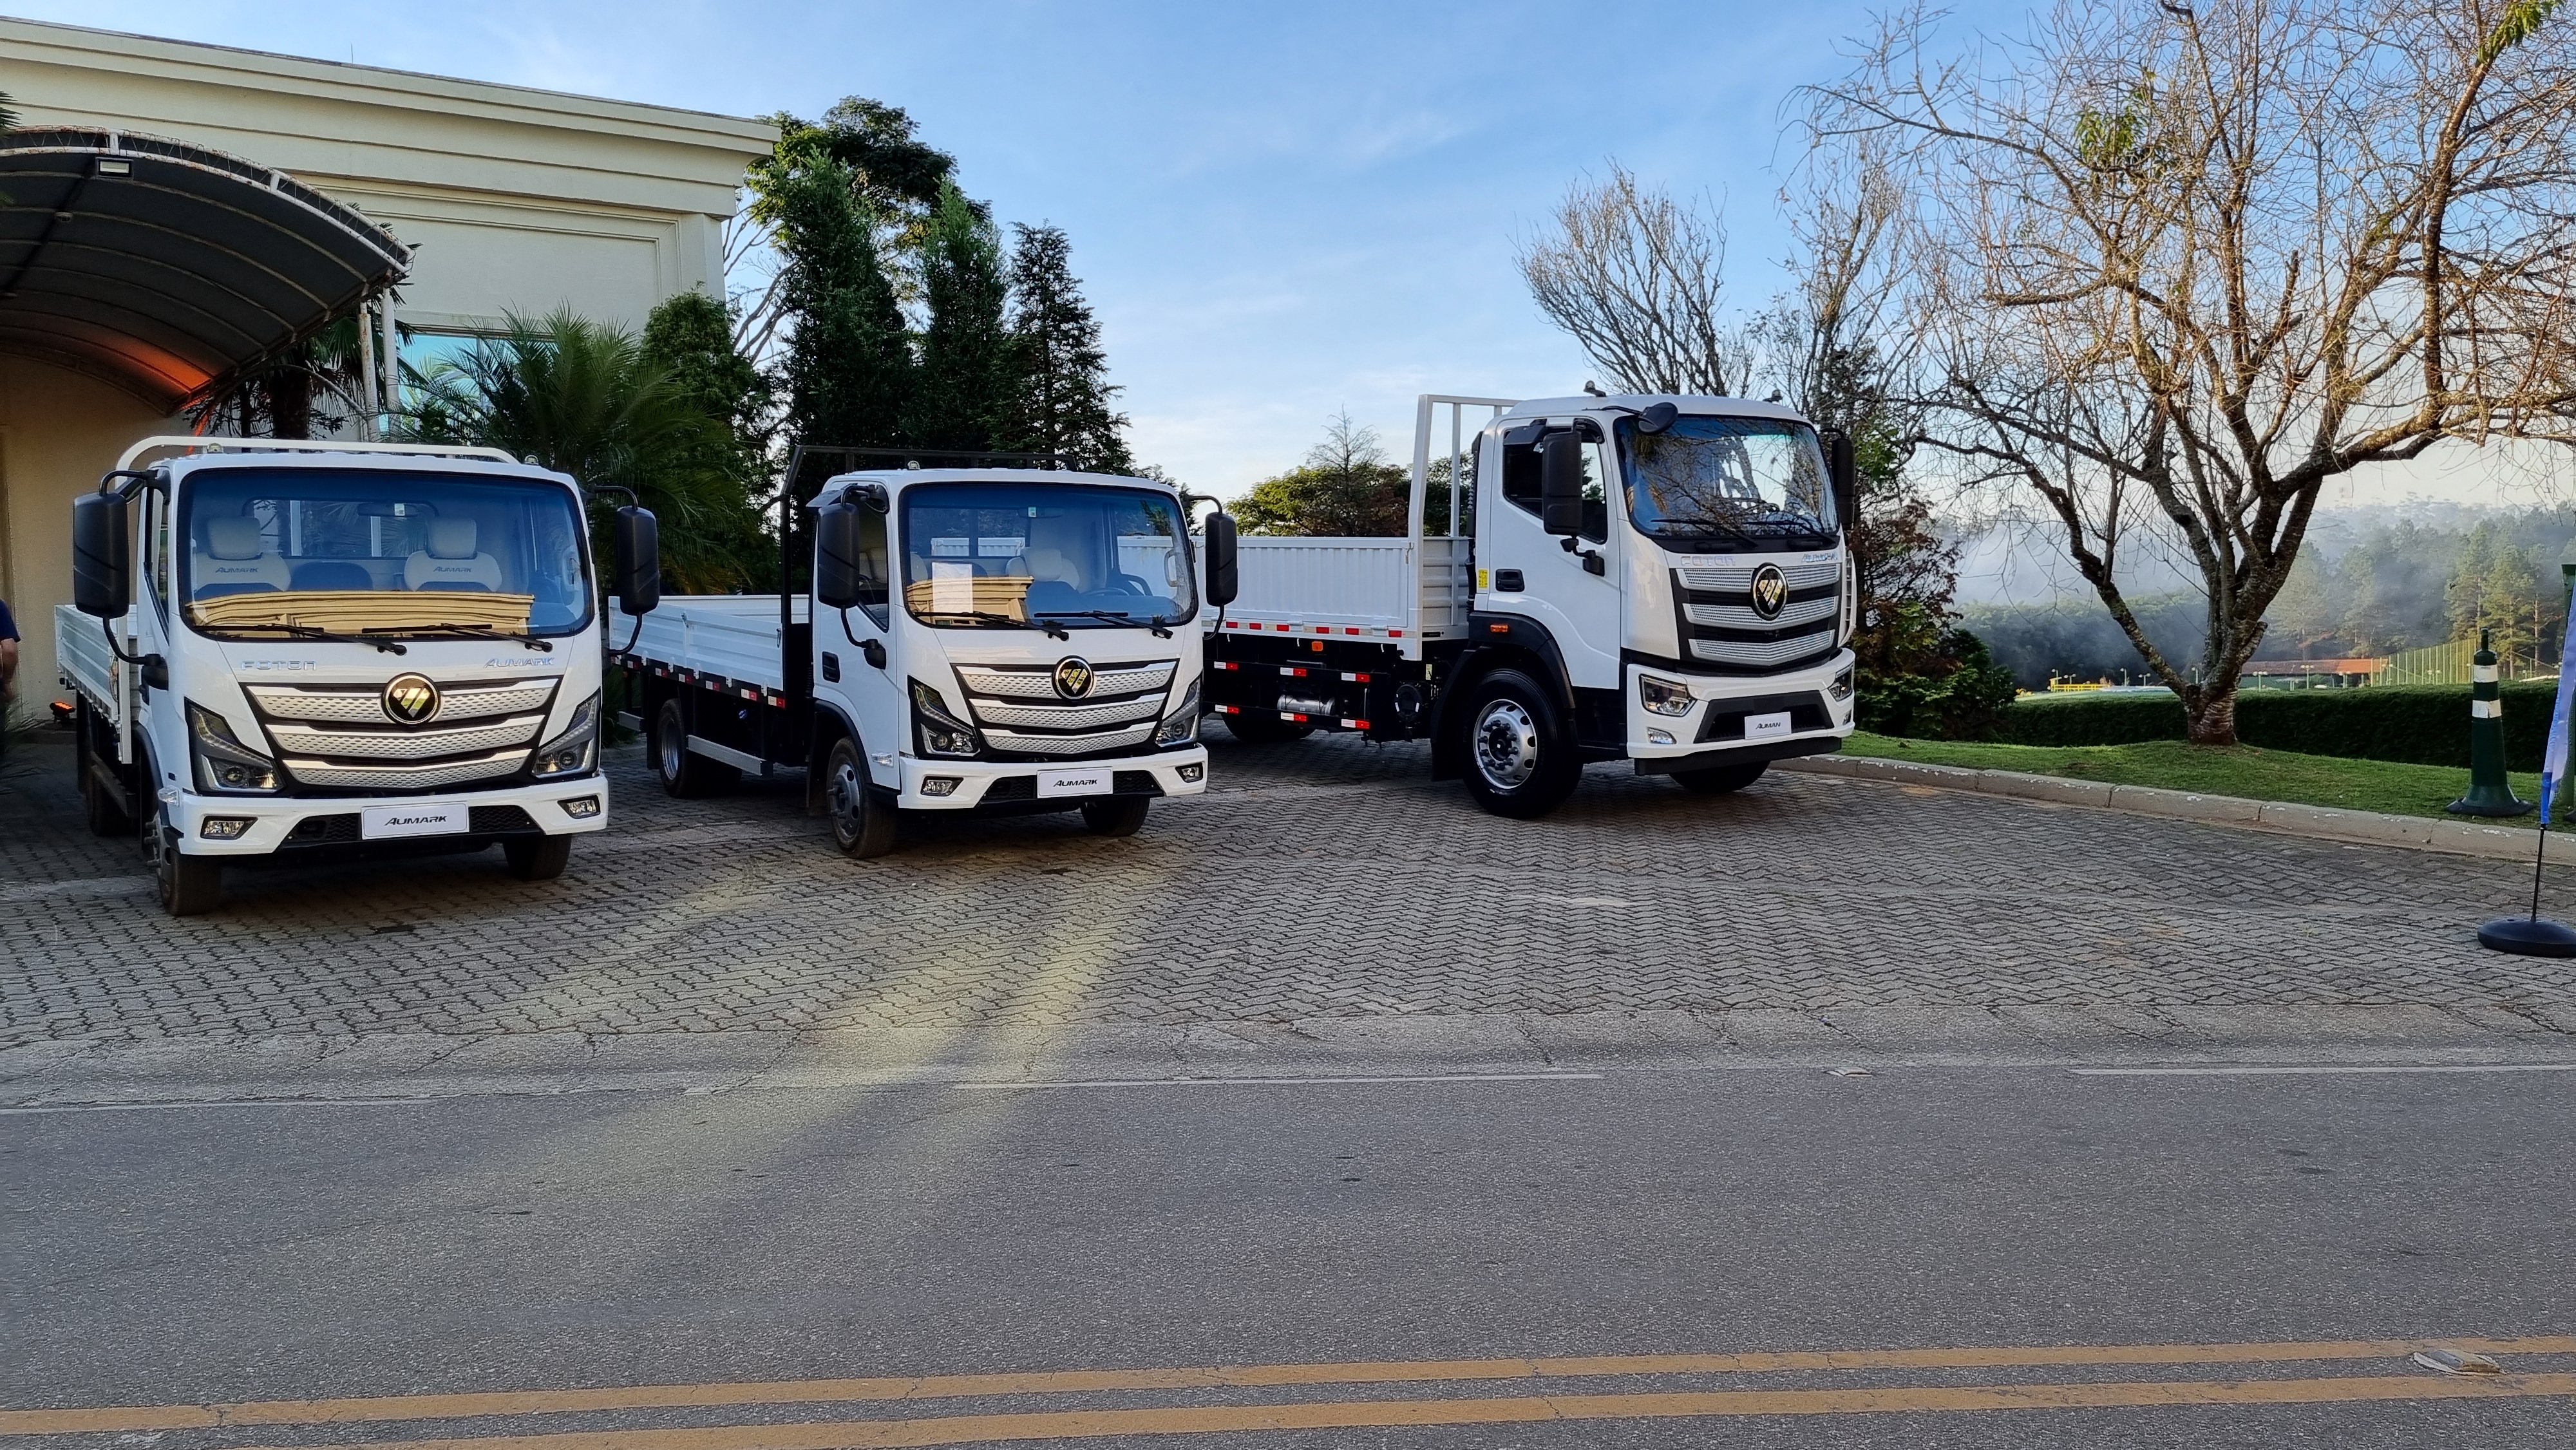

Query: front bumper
[
  {"left": 896, "top": 746, "right": 1211, "bottom": 809},
  {"left": 166, "top": 775, "right": 611, "bottom": 858},
  {"left": 1625, "top": 652, "right": 1855, "bottom": 768}
]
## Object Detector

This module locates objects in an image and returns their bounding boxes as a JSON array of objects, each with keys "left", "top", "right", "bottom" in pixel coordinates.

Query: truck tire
[
  {"left": 655, "top": 699, "right": 738, "bottom": 797},
  {"left": 1081, "top": 796, "right": 1150, "bottom": 837},
  {"left": 504, "top": 834, "right": 574, "bottom": 881},
  {"left": 1457, "top": 668, "right": 1582, "bottom": 820},
  {"left": 155, "top": 824, "right": 223, "bottom": 918},
  {"left": 80, "top": 735, "right": 134, "bottom": 838},
  {"left": 1219, "top": 712, "right": 1312, "bottom": 744},
  {"left": 1672, "top": 761, "right": 1768, "bottom": 795},
  {"left": 823, "top": 736, "right": 898, "bottom": 859}
]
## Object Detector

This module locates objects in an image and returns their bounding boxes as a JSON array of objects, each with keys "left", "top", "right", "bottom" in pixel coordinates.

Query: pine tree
[
  {"left": 907, "top": 182, "right": 1011, "bottom": 453},
  {"left": 777, "top": 158, "right": 911, "bottom": 453},
  {"left": 998, "top": 223, "right": 1133, "bottom": 473}
]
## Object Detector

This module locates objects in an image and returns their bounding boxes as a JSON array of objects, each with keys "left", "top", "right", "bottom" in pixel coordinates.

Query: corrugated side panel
[
  {"left": 1417, "top": 536, "right": 1472, "bottom": 639},
  {"left": 1231, "top": 538, "right": 1414, "bottom": 628},
  {"left": 615, "top": 596, "right": 805, "bottom": 693},
  {"left": 53, "top": 603, "right": 120, "bottom": 726}
]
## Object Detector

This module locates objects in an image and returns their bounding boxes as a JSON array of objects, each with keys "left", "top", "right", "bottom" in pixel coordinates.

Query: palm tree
[{"left": 399, "top": 308, "right": 759, "bottom": 592}]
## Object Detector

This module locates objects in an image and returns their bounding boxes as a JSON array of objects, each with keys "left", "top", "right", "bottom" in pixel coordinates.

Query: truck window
[
  {"left": 853, "top": 502, "right": 891, "bottom": 628},
  {"left": 1497, "top": 427, "right": 1609, "bottom": 543},
  {"left": 900, "top": 481, "right": 1197, "bottom": 631}
]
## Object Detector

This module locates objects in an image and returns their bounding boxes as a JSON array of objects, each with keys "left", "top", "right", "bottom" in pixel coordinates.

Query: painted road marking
[
  {"left": 949, "top": 1073, "right": 1604, "bottom": 1090},
  {"left": 2069, "top": 1064, "right": 2576, "bottom": 1077},
  {"left": 223, "top": 1374, "right": 2576, "bottom": 1450},
  {"left": 0, "top": 1097, "right": 455, "bottom": 1115},
  {"left": 10, "top": 1339, "right": 2571, "bottom": 1435}
]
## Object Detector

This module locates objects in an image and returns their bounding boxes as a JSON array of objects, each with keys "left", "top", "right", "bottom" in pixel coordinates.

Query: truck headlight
[
  {"left": 1638, "top": 674, "right": 1694, "bottom": 717},
  {"left": 1155, "top": 675, "right": 1202, "bottom": 746},
  {"left": 1828, "top": 666, "right": 1855, "bottom": 702},
  {"left": 187, "top": 701, "right": 281, "bottom": 794},
  {"left": 529, "top": 692, "right": 600, "bottom": 778},
  {"left": 910, "top": 679, "right": 983, "bottom": 758}
]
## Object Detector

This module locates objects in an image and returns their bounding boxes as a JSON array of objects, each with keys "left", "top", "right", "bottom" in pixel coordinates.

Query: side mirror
[
  {"left": 71, "top": 489, "right": 130, "bottom": 618},
  {"left": 1637, "top": 401, "right": 1680, "bottom": 435},
  {"left": 1539, "top": 431, "right": 1586, "bottom": 537},
  {"left": 1202, "top": 511, "right": 1239, "bottom": 608},
  {"left": 1825, "top": 431, "right": 1859, "bottom": 533},
  {"left": 813, "top": 502, "right": 864, "bottom": 610},
  {"left": 612, "top": 505, "right": 661, "bottom": 616}
]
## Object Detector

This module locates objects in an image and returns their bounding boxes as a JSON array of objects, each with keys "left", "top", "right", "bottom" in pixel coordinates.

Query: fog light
[
  {"left": 920, "top": 777, "right": 961, "bottom": 797},
  {"left": 200, "top": 816, "right": 254, "bottom": 840},
  {"left": 1647, "top": 729, "right": 1675, "bottom": 746},
  {"left": 1828, "top": 666, "right": 1855, "bottom": 702},
  {"left": 560, "top": 795, "right": 601, "bottom": 819},
  {"left": 1177, "top": 762, "right": 1204, "bottom": 783}
]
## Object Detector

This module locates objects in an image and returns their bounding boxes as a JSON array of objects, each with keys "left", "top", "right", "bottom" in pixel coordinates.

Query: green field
[{"left": 1843, "top": 732, "right": 2555, "bottom": 827}]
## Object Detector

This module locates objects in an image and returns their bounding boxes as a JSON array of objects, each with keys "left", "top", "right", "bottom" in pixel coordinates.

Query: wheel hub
[
  {"left": 828, "top": 758, "right": 866, "bottom": 835},
  {"left": 1473, "top": 700, "right": 1539, "bottom": 790}
]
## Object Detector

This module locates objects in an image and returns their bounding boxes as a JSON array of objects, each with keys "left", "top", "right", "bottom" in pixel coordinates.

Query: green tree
[
  {"left": 998, "top": 223, "right": 1133, "bottom": 473},
  {"left": 639, "top": 290, "right": 775, "bottom": 586},
  {"left": 748, "top": 99, "right": 957, "bottom": 301},
  {"left": 397, "top": 307, "right": 751, "bottom": 592},
  {"left": 1232, "top": 413, "right": 1412, "bottom": 536},
  {"left": 2445, "top": 521, "right": 2501, "bottom": 641},
  {"left": 776, "top": 158, "right": 911, "bottom": 453},
  {"left": 2267, "top": 551, "right": 2347, "bottom": 660},
  {"left": 906, "top": 181, "right": 1011, "bottom": 453}
]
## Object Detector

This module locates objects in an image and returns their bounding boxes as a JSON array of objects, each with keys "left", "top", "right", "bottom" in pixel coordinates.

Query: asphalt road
[{"left": 10, "top": 1064, "right": 2573, "bottom": 1448}]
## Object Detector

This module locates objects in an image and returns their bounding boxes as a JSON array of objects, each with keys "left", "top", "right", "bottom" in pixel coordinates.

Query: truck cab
[
  {"left": 61, "top": 437, "right": 658, "bottom": 915},
  {"left": 1203, "top": 393, "right": 1858, "bottom": 817}
]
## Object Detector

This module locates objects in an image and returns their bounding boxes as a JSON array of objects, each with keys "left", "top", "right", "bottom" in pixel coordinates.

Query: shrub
[
  {"left": 1860, "top": 627, "right": 2020, "bottom": 740},
  {"left": 2002, "top": 682, "right": 2561, "bottom": 769}
]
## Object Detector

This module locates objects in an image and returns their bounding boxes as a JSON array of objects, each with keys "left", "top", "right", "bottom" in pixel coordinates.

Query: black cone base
[
  {"left": 2447, "top": 792, "right": 2534, "bottom": 817},
  {"left": 2477, "top": 916, "right": 2576, "bottom": 956}
]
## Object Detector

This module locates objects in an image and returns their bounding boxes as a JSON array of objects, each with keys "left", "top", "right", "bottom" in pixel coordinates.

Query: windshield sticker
[
  {"left": 931, "top": 561, "right": 976, "bottom": 614},
  {"left": 931, "top": 537, "right": 972, "bottom": 558},
  {"left": 979, "top": 536, "right": 1026, "bottom": 558}
]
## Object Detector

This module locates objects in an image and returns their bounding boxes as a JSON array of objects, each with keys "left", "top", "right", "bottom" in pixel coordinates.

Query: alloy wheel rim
[
  {"left": 1473, "top": 700, "right": 1539, "bottom": 790},
  {"left": 659, "top": 725, "right": 683, "bottom": 780}
]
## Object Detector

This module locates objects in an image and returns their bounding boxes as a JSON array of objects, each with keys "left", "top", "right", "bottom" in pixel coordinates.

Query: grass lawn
[{"left": 1842, "top": 731, "right": 2552, "bottom": 827}]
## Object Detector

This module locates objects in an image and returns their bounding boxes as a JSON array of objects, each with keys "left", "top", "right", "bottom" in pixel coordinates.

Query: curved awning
[{"left": 0, "top": 127, "right": 409, "bottom": 410}]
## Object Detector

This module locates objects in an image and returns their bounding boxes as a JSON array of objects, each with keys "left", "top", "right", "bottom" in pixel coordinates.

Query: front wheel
[
  {"left": 1672, "top": 761, "right": 1768, "bottom": 795},
  {"left": 156, "top": 836, "right": 223, "bottom": 917},
  {"left": 1457, "top": 668, "right": 1582, "bottom": 820},
  {"left": 1081, "top": 796, "right": 1150, "bottom": 837},
  {"left": 824, "top": 736, "right": 898, "bottom": 858},
  {"left": 504, "top": 834, "right": 573, "bottom": 880},
  {"left": 656, "top": 699, "right": 739, "bottom": 798}
]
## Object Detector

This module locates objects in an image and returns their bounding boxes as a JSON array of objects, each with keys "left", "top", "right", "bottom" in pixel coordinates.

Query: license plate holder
[
  {"left": 361, "top": 802, "right": 468, "bottom": 840},
  {"left": 1036, "top": 767, "right": 1112, "bottom": 798},
  {"left": 1745, "top": 710, "right": 1795, "bottom": 741}
]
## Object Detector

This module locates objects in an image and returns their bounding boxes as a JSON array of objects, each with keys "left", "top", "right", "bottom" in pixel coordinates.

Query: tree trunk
[
  {"left": 265, "top": 367, "right": 313, "bottom": 440},
  {"left": 2185, "top": 684, "right": 2239, "bottom": 747}
]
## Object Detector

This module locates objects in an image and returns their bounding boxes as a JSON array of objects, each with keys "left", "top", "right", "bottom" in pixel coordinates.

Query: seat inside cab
[{"left": 404, "top": 518, "right": 503, "bottom": 592}]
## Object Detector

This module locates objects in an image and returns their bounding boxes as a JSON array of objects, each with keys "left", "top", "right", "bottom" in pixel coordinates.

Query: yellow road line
[
  {"left": 8, "top": 1339, "right": 2573, "bottom": 1435},
  {"left": 225, "top": 1373, "right": 2576, "bottom": 1450}
]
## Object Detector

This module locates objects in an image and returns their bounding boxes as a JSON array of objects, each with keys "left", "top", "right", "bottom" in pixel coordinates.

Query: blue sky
[{"left": 34, "top": 0, "right": 2007, "bottom": 494}]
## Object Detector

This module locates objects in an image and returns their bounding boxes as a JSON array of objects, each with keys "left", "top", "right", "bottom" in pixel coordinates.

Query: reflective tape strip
[
  {"left": 2474, "top": 699, "right": 2503, "bottom": 718},
  {"left": 2475, "top": 666, "right": 2499, "bottom": 683}
]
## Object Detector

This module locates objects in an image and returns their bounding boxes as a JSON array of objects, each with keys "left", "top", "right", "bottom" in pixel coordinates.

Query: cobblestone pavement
[{"left": 5, "top": 731, "right": 2573, "bottom": 1047}]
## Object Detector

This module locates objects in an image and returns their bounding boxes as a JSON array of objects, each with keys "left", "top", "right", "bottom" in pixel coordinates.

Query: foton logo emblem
[
  {"left": 1749, "top": 563, "right": 1789, "bottom": 621},
  {"left": 1053, "top": 657, "right": 1095, "bottom": 699},
  {"left": 383, "top": 673, "right": 442, "bottom": 724}
]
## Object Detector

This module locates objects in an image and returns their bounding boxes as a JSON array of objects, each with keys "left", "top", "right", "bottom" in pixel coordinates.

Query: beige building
[{"left": 0, "top": 17, "right": 775, "bottom": 721}]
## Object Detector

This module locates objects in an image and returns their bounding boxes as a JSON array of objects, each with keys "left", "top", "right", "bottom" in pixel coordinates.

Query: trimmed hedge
[{"left": 2003, "top": 682, "right": 2561, "bottom": 769}]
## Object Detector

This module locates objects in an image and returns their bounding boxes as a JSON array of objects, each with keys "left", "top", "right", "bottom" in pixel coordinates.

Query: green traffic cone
[{"left": 2448, "top": 629, "right": 2532, "bottom": 817}]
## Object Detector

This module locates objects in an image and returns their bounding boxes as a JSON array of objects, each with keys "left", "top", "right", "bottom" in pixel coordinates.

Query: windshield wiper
[
  {"left": 366, "top": 624, "right": 553, "bottom": 652},
  {"left": 920, "top": 608, "right": 1070, "bottom": 641},
  {"left": 216, "top": 621, "right": 406, "bottom": 655},
  {"left": 1034, "top": 608, "right": 1175, "bottom": 639}
]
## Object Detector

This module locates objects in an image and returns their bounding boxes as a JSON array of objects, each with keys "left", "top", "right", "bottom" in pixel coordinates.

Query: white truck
[
  {"left": 1200, "top": 392, "right": 1859, "bottom": 816},
  {"left": 59, "top": 437, "right": 664, "bottom": 915},
  {"left": 612, "top": 464, "right": 1217, "bottom": 857}
]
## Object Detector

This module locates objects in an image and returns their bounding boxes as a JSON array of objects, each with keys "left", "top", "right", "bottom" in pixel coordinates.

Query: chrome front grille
[
  {"left": 1688, "top": 630, "right": 1839, "bottom": 668},
  {"left": 245, "top": 675, "right": 560, "bottom": 792},
  {"left": 1678, "top": 560, "right": 1842, "bottom": 593},
  {"left": 1672, "top": 561, "right": 1844, "bottom": 675},
  {"left": 954, "top": 659, "right": 1177, "bottom": 759},
  {"left": 1684, "top": 595, "right": 1841, "bottom": 632}
]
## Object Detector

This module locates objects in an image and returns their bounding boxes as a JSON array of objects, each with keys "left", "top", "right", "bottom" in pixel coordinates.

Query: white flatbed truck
[
  {"left": 1200, "top": 393, "right": 1859, "bottom": 817},
  {"left": 58, "top": 437, "right": 664, "bottom": 914},
  {"left": 612, "top": 464, "right": 1219, "bottom": 857}
]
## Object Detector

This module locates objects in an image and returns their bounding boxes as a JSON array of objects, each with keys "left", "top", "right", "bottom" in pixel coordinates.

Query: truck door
[
  {"left": 816, "top": 500, "right": 904, "bottom": 786},
  {"left": 1481, "top": 421, "right": 1622, "bottom": 688}
]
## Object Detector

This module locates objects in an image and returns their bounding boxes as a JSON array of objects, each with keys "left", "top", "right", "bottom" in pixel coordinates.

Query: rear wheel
[
  {"left": 504, "top": 834, "right": 573, "bottom": 880},
  {"left": 824, "top": 736, "right": 898, "bottom": 859},
  {"left": 80, "top": 732, "right": 134, "bottom": 838},
  {"left": 655, "top": 699, "right": 738, "bottom": 798},
  {"left": 1672, "top": 761, "right": 1769, "bottom": 795},
  {"left": 1218, "top": 711, "right": 1313, "bottom": 744},
  {"left": 1458, "top": 668, "right": 1582, "bottom": 820},
  {"left": 1081, "top": 796, "right": 1150, "bottom": 837}
]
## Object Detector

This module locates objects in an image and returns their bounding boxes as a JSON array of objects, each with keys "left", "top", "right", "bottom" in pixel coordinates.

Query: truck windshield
[
  {"left": 900, "top": 481, "right": 1197, "bottom": 630},
  {"left": 178, "top": 468, "right": 592, "bottom": 640},
  {"left": 1615, "top": 415, "right": 1837, "bottom": 551}
]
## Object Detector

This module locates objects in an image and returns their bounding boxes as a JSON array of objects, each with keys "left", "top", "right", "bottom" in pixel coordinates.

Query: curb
[{"left": 1780, "top": 754, "right": 2558, "bottom": 864}]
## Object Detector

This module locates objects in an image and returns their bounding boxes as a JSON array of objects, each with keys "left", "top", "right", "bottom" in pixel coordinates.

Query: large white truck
[
  {"left": 612, "top": 463, "right": 1218, "bottom": 857},
  {"left": 59, "top": 437, "right": 664, "bottom": 915},
  {"left": 1201, "top": 392, "right": 1859, "bottom": 817}
]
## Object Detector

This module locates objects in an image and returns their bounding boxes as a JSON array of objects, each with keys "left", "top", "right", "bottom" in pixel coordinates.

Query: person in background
[{"left": 0, "top": 596, "right": 17, "bottom": 759}]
